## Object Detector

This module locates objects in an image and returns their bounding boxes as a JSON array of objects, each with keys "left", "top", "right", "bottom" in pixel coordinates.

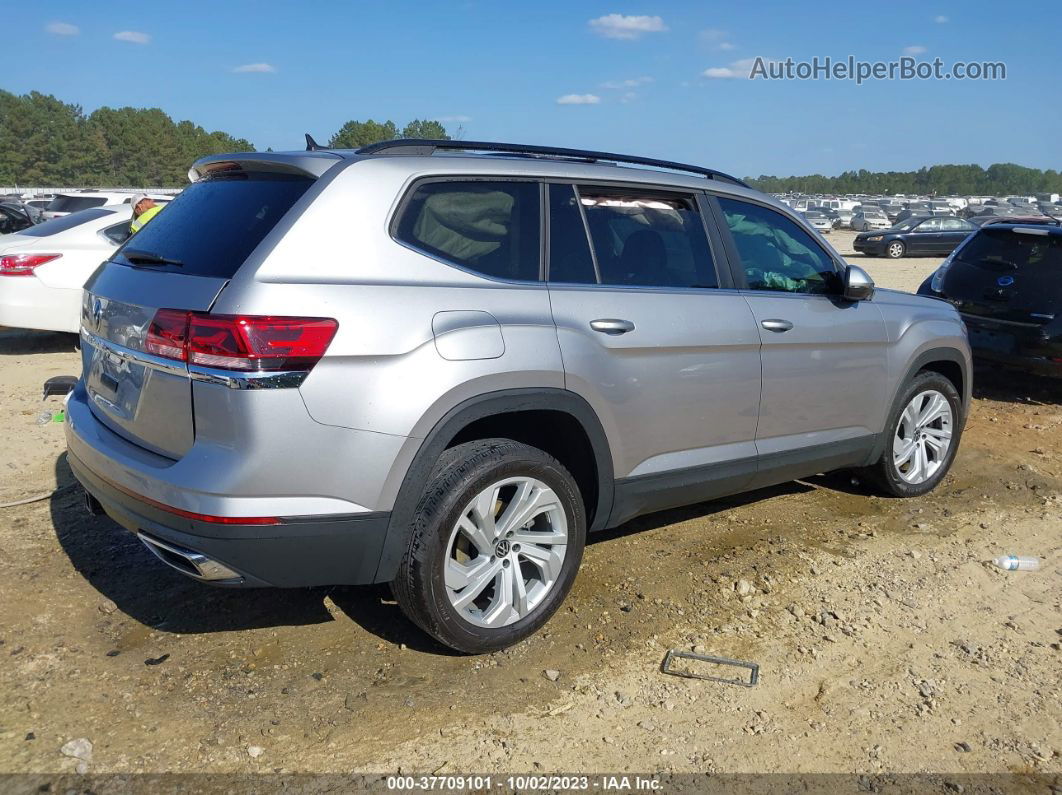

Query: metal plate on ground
[{"left": 661, "top": 649, "right": 759, "bottom": 687}]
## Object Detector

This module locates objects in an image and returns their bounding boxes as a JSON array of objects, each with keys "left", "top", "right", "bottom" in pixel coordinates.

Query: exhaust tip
[{"left": 137, "top": 533, "right": 244, "bottom": 583}]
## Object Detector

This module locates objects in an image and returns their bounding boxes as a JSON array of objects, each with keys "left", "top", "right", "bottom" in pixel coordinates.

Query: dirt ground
[{"left": 0, "top": 248, "right": 1059, "bottom": 784}]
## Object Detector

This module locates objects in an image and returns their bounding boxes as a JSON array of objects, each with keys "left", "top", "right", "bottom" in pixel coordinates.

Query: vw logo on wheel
[{"left": 997, "top": 275, "right": 1015, "bottom": 287}]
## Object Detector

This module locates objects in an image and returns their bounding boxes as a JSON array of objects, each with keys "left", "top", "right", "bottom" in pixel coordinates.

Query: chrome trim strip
[
  {"left": 80, "top": 328, "right": 307, "bottom": 389},
  {"left": 80, "top": 328, "right": 186, "bottom": 375},
  {"left": 188, "top": 365, "right": 308, "bottom": 390}
]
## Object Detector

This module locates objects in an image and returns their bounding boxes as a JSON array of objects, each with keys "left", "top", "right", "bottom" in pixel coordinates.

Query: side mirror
[{"left": 842, "top": 264, "right": 875, "bottom": 301}]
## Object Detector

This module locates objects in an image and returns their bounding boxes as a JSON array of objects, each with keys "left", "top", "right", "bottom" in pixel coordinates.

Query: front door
[{"left": 714, "top": 196, "right": 890, "bottom": 487}]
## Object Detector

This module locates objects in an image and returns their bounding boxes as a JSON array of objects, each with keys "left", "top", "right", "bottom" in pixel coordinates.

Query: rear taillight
[
  {"left": 145, "top": 310, "right": 338, "bottom": 372},
  {"left": 0, "top": 253, "right": 61, "bottom": 276}
]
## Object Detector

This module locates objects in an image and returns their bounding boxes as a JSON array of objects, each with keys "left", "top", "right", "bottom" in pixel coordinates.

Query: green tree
[
  {"left": 401, "top": 119, "right": 449, "bottom": 140},
  {"left": 328, "top": 119, "right": 399, "bottom": 148}
]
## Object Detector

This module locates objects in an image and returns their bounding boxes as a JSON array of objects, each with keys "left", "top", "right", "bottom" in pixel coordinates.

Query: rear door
[
  {"left": 713, "top": 195, "right": 889, "bottom": 482},
  {"left": 80, "top": 170, "right": 316, "bottom": 458},
  {"left": 546, "top": 182, "right": 762, "bottom": 520},
  {"left": 909, "top": 217, "right": 944, "bottom": 253},
  {"left": 939, "top": 217, "right": 976, "bottom": 252}
]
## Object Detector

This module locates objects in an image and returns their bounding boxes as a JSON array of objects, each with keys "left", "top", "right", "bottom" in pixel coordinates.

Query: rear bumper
[
  {"left": 69, "top": 451, "right": 391, "bottom": 587},
  {"left": 0, "top": 277, "right": 80, "bottom": 333},
  {"left": 962, "top": 314, "right": 1062, "bottom": 379}
]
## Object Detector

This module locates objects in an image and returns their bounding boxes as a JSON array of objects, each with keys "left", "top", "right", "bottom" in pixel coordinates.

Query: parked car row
[{"left": 780, "top": 192, "right": 1062, "bottom": 231}]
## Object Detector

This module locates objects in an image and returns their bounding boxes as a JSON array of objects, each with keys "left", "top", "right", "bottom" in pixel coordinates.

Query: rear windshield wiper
[{"left": 122, "top": 249, "right": 184, "bottom": 268}]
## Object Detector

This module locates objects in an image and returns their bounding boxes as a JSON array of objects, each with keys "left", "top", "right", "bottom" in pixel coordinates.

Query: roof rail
[{"left": 354, "top": 139, "right": 749, "bottom": 188}]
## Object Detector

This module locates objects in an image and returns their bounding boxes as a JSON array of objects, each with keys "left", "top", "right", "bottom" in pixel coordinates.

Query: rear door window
[
  {"left": 547, "top": 183, "right": 597, "bottom": 284},
  {"left": 577, "top": 186, "right": 717, "bottom": 288},
  {"left": 112, "top": 172, "right": 313, "bottom": 278},
  {"left": 395, "top": 180, "right": 541, "bottom": 281}
]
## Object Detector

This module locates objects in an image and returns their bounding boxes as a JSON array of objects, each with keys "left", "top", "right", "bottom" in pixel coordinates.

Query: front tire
[
  {"left": 886, "top": 240, "right": 906, "bottom": 259},
  {"left": 392, "top": 438, "right": 586, "bottom": 653},
  {"left": 866, "top": 372, "right": 963, "bottom": 497}
]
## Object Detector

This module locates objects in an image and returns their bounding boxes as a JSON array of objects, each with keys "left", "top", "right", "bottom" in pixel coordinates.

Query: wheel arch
[
  {"left": 866, "top": 346, "right": 971, "bottom": 466},
  {"left": 372, "top": 388, "right": 615, "bottom": 583}
]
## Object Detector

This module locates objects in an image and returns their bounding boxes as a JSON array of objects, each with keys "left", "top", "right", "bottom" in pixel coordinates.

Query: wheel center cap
[{"left": 494, "top": 539, "right": 511, "bottom": 557}]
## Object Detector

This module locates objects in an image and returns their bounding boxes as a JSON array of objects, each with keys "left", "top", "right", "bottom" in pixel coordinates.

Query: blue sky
[{"left": 5, "top": 1, "right": 1058, "bottom": 178}]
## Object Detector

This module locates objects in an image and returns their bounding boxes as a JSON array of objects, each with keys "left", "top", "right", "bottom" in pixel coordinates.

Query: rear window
[
  {"left": 18, "top": 208, "right": 115, "bottom": 237},
  {"left": 112, "top": 173, "right": 313, "bottom": 278},
  {"left": 957, "top": 228, "right": 1061, "bottom": 274},
  {"left": 47, "top": 195, "right": 108, "bottom": 213}
]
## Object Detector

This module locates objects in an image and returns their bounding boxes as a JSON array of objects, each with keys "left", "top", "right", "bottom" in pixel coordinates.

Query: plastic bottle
[
  {"left": 36, "top": 410, "right": 53, "bottom": 426},
  {"left": 992, "top": 556, "right": 1041, "bottom": 572}
]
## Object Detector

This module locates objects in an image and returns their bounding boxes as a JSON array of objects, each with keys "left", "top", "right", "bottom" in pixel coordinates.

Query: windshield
[{"left": 17, "top": 208, "right": 116, "bottom": 237}]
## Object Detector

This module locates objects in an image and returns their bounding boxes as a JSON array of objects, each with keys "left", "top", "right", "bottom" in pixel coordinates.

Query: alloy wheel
[
  {"left": 893, "top": 389, "right": 954, "bottom": 484},
  {"left": 444, "top": 477, "right": 568, "bottom": 628}
]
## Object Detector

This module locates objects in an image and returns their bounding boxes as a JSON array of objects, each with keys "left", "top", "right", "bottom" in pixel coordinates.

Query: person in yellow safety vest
[{"left": 130, "top": 194, "right": 164, "bottom": 234}]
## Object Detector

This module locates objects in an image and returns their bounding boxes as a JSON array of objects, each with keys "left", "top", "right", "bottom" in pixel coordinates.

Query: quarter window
[
  {"left": 718, "top": 197, "right": 839, "bottom": 295},
  {"left": 578, "top": 187, "right": 717, "bottom": 288},
  {"left": 395, "top": 181, "right": 541, "bottom": 281}
]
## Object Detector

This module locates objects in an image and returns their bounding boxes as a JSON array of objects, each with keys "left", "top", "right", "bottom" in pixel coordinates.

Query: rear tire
[
  {"left": 392, "top": 438, "right": 586, "bottom": 654},
  {"left": 865, "top": 372, "right": 962, "bottom": 497}
]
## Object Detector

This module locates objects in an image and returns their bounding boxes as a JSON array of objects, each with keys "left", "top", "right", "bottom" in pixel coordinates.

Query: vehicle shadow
[
  {"left": 972, "top": 364, "right": 1062, "bottom": 406},
  {"left": 50, "top": 452, "right": 455, "bottom": 652},
  {"left": 0, "top": 328, "right": 78, "bottom": 356}
]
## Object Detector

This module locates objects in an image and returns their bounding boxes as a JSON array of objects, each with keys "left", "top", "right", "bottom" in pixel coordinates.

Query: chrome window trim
[{"left": 80, "top": 328, "right": 308, "bottom": 389}]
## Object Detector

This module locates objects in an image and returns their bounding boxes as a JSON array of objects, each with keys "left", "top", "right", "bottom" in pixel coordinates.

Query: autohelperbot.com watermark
[{"left": 748, "top": 55, "right": 1006, "bottom": 84}]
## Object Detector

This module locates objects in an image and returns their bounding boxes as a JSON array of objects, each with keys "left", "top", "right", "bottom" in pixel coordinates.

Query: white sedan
[{"left": 0, "top": 205, "right": 132, "bottom": 333}]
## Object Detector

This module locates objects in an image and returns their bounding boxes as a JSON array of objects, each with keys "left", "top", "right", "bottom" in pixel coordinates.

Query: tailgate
[{"left": 80, "top": 266, "right": 228, "bottom": 459}]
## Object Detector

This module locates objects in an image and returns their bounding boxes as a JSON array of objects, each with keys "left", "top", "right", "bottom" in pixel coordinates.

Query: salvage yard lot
[{"left": 0, "top": 252, "right": 1058, "bottom": 777}]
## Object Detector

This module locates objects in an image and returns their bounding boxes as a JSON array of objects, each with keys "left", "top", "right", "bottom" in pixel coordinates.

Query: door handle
[
  {"left": 590, "top": 318, "right": 635, "bottom": 335},
  {"left": 760, "top": 318, "right": 794, "bottom": 333}
]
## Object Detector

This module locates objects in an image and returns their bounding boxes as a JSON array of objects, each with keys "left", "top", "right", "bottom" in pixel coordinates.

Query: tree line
[
  {"left": 0, "top": 90, "right": 452, "bottom": 188},
  {"left": 746, "top": 163, "right": 1062, "bottom": 196}
]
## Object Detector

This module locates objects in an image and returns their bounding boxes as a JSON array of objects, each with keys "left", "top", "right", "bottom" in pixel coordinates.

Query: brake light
[
  {"left": 145, "top": 310, "right": 338, "bottom": 372},
  {"left": 144, "top": 309, "right": 189, "bottom": 360},
  {"left": 0, "top": 253, "right": 61, "bottom": 276}
]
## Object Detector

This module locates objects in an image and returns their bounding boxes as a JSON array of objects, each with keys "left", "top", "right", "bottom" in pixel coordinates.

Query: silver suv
[{"left": 66, "top": 140, "right": 971, "bottom": 653}]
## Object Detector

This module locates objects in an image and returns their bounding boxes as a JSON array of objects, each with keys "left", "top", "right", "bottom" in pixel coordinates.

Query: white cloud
[
  {"left": 233, "top": 63, "right": 277, "bottom": 73},
  {"left": 934, "top": 15, "right": 949, "bottom": 23},
  {"left": 588, "top": 14, "right": 667, "bottom": 40},
  {"left": 45, "top": 21, "right": 79, "bottom": 36},
  {"left": 619, "top": 91, "right": 638, "bottom": 104},
  {"left": 114, "top": 30, "right": 151, "bottom": 44},
  {"left": 702, "top": 58, "right": 762, "bottom": 79},
  {"left": 903, "top": 45, "right": 927, "bottom": 55},
  {"left": 601, "top": 76, "right": 654, "bottom": 89},
  {"left": 556, "top": 93, "right": 602, "bottom": 105},
  {"left": 699, "top": 28, "right": 736, "bottom": 51},
  {"left": 438, "top": 115, "right": 471, "bottom": 123}
]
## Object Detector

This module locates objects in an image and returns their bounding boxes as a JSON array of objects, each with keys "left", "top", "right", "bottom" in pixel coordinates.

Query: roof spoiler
[{"left": 188, "top": 151, "right": 343, "bottom": 182}]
